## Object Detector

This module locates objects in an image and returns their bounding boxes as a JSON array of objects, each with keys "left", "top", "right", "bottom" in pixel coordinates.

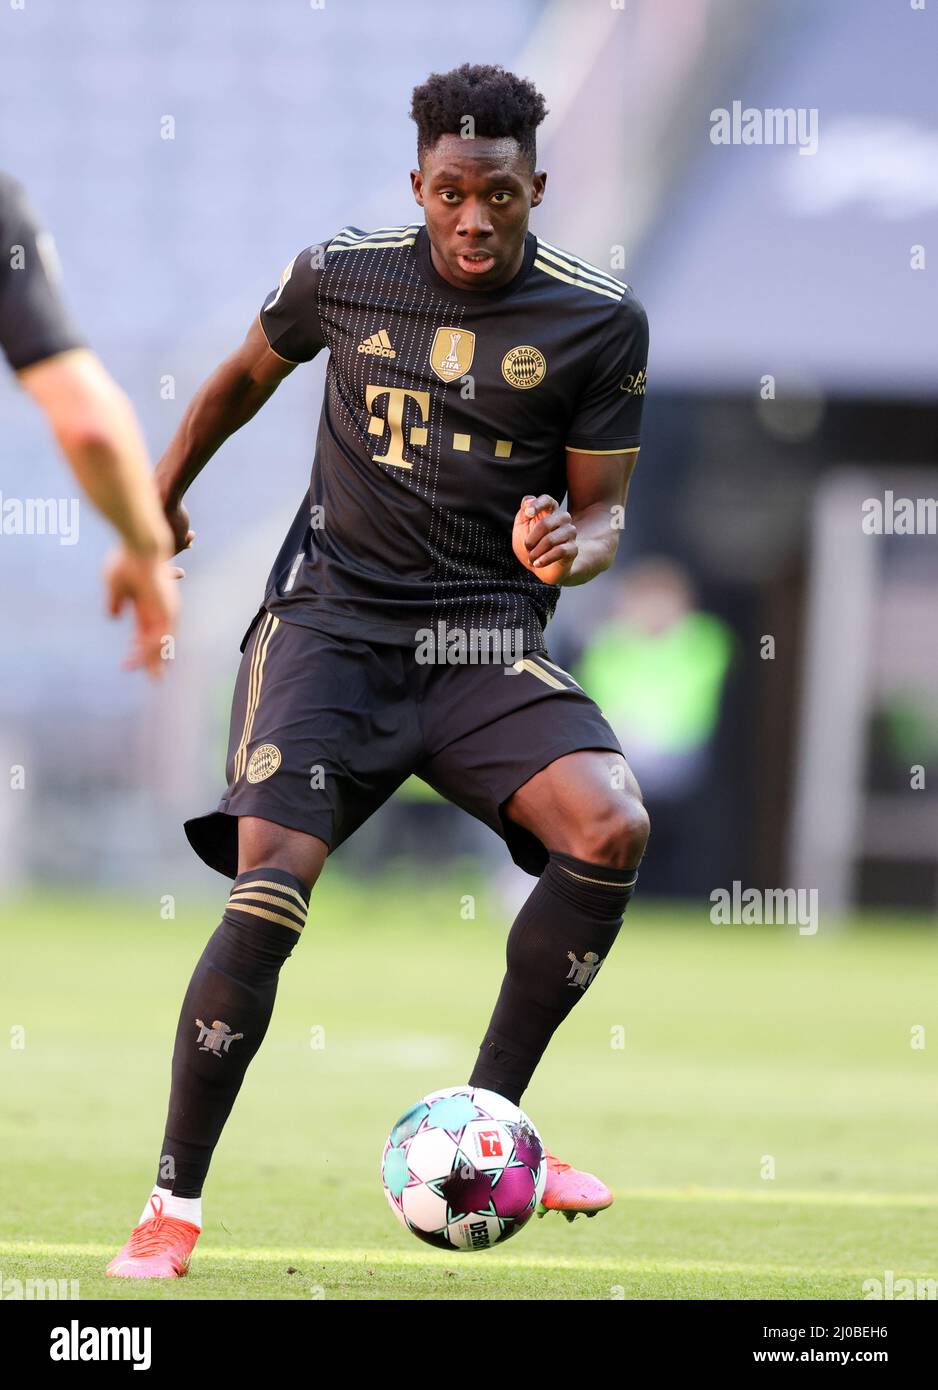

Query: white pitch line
[
  {"left": 613, "top": 1187, "right": 938, "bottom": 1208},
  {"left": 2, "top": 1188, "right": 931, "bottom": 1273},
  {"left": 0, "top": 1241, "right": 909, "bottom": 1280}
]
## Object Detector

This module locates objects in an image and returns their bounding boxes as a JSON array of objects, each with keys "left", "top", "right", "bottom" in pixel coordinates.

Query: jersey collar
[{"left": 414, "top": 224, "right": 537, "bottom": 305}]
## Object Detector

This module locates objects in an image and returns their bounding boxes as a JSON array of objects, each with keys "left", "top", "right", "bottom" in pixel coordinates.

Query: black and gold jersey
[
  {"left": 259, "top": 221, "right": 648, "bottom": 646},
  {"left": 0, "top": 173, "right": 84, "bottom": 372}
]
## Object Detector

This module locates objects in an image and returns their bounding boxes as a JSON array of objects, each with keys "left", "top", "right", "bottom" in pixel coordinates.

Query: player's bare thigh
[
  {"left": 503, "top": 749, "right": 650, "bottom": 869},
  {"left": 237, "top": 816, "right": 328, "bottom": 893}
]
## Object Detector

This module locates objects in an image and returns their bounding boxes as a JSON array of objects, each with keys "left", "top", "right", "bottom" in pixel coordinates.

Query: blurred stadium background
[
  {"left": 1, "top": 0, "right": 936, "bottom": 907},
  {"left": 1, "top": 0, "right": 937, "bottom": 1300}
]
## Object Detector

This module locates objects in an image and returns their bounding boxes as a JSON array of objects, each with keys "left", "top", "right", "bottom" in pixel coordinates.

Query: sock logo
[
  {"left": 195, "top": 1019, "right": 244, "bottom": 1056},
  {"left": 566, "top": 950, "right": 602, "bottom": 990}
]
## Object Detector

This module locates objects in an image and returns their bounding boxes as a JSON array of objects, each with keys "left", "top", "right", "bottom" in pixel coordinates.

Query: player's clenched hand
[
  {"left": 165, "top": 498, "right": 195, "bottom": 557},
  {"left": 103, "top": 547, "right": 183, "bottom": 679},
  {"left": 511, "top": 494, "right": 578, "bottom": 586}
]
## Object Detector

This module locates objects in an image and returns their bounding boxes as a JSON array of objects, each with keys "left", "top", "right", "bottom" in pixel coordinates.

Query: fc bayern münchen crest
[
  {"left": 501, "top": 344, "right": 547, "bottom": 389},
  {"left": 246, "top": 743, "right": 282, "bottom": 784}
]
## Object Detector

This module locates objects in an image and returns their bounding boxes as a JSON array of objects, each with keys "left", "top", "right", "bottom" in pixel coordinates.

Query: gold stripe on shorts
[
  {"left": 511, "top": 656, "right": 567, "bottom": 691},
  {"left": 234, "top": 614, "right": 279, "bottom": 780},
  {"left": 233, "top": 614, "right": 270, "bottom": 780},
  {"left": 535, "top": 654, "right": 585, "bottom": 692}
]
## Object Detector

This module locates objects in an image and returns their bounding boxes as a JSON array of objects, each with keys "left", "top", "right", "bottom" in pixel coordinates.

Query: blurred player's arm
[
  {"left": 19, "top": 350, "right": 172, "bottom": 558},
  {"left": 0, "top": 174, "right": 176, "bottom": 675},
  {"left": 155, "top": 246, "right": 328, "bottom": 553},
  {"left": 18, "top": 351, "right": 179, "bottom": 678}
]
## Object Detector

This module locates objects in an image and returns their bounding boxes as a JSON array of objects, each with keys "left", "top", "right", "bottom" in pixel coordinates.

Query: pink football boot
[
  {"left": 538, "top": 1152, "right": 614, "bottom": 1222},
  {"left": 106, "top": 1193, "right": 201, "bottom": 1279}
]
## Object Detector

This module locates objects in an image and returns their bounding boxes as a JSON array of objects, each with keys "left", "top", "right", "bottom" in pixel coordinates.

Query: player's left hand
[
  {"left": 511, "top": 494, "right": 578, "bottom": 586},
  {"left": 103, "top": 547, "right": 185, "bottom": 679}
]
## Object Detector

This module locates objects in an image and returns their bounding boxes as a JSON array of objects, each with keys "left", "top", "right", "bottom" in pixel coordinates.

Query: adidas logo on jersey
[{"left": 357, "top": 329, "right": 396, "bottom": 358}]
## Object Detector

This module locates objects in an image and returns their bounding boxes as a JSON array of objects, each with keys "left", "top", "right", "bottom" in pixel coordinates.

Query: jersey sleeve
[
  {"left": 258, "top": 241, "right": 330, "bottom": 364},
  {"left": 0, "top": 177, "right": 85, "bottom": 372},
  {"left": 565, "top": 290, "right": 648, "bottom": 453}
]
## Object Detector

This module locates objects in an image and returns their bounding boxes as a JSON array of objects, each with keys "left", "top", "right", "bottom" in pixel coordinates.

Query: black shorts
[{"left": 184, "top": 609, "right": 622, "bottom": 879}]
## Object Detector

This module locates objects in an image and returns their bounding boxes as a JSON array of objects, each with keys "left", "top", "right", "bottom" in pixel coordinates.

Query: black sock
[
  {"left": 468, "top": 851, "right": 638, "bottom": 1105},
  {"left": 155, "top": 868, "right": 309, "bottom": 1198}
]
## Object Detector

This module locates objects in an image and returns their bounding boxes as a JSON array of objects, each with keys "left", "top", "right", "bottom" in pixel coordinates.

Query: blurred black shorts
[{"left": 184, "top": 608, "right": 622, "bottom": 879}]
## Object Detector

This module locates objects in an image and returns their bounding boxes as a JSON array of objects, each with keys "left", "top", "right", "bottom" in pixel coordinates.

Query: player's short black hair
[{"left": 410, "top": 63, "right": 548, "bottom": 171}]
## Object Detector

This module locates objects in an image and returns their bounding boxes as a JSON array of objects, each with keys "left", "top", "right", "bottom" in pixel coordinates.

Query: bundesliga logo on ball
[{"left": 381, "top": 1086, "right": 546, "bottom": 1250}]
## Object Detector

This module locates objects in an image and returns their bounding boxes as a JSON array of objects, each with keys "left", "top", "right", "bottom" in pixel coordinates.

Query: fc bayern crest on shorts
[{"left": 246, "top": 743, "right": 281, "bottom": 784}]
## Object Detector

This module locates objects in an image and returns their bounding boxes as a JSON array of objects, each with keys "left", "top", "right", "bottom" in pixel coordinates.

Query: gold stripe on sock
[
  {"left": 230, "top": 878, "right": 308, "bottom": 911},
  {"left": 227, "top": 889, "right": 307, "bottom": 928},
  {"left": 223, "top": 900, "right": 305, "bottom": 934},
  {"left": 557, "top": 864, "right": 638, "bottom": 890}
]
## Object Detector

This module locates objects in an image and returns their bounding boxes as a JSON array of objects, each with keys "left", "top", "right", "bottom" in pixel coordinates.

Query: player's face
[{"left": 411, "top": 134, "right": 546, "bottom": 290}]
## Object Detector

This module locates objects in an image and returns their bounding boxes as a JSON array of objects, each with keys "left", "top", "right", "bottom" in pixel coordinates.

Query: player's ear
[
  {"left": 530, "top": 171, "right": 547, "bottom": 208},
  {"left": 410, "top": 168, "right": 424, "bottom": 205}
]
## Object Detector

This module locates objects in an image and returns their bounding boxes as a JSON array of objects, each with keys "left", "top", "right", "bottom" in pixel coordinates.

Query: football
[{"left": 381, "top": 1085, "right": 547, "bottom": 1250}]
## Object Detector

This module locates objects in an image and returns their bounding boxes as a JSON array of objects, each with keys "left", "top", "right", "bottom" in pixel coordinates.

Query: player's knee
[
  {"left": 236, "top": 817, "right": 327, "bottom": 894},
  {"left": 573, "top": 795, "right": 650, "bottom": 869}
]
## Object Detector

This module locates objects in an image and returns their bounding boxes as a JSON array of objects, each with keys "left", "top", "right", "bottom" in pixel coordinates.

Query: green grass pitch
[{"left": 1, "top": 874, "right": 936, "bottom": 1300}]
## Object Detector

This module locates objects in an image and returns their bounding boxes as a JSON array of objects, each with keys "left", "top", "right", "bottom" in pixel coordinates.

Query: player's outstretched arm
[
  {"left": 19, "top": 348, "right": 172, "bottom": 559},
  {"left": 19, "top": 348, "right": 179, "bottom": 678},
  {"left": 511, "top": 446, "right": 640, "bottom": 588},
  {"left": 154, "top": 315, "right": 297, "bottom": 553}
]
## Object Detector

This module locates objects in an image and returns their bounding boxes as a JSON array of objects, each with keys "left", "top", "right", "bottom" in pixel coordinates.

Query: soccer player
[
  {"left": 0, "top": 172, "right": 177, "bottom": 675},
  {"left": 107, "top": 63, "right": 650, "bottom": 1276}
]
